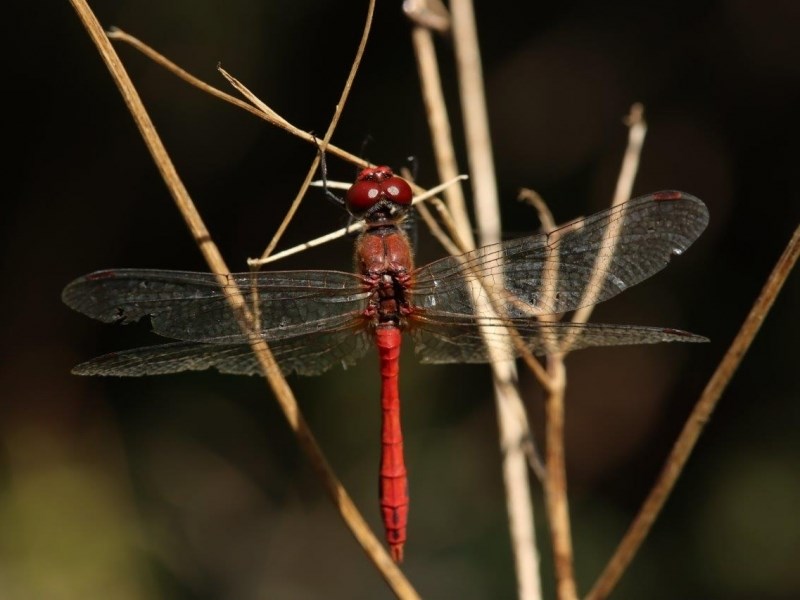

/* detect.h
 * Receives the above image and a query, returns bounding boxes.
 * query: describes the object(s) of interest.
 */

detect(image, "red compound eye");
[345,166,413,214]
[346,180,382,214]
[382,176,413,206]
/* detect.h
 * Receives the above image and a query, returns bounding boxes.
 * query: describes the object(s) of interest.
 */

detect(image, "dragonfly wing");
[73,318,373,377]
[411,192,708,318]
[410,313,708,364]
[62,269,369,342]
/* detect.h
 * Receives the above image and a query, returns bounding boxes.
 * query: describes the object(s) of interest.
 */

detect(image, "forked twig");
[69,1,419,598]
[586,224,800,600]
[538,104,647,600]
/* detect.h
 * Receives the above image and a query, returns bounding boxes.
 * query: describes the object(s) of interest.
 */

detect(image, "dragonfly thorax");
[356,225,415,327]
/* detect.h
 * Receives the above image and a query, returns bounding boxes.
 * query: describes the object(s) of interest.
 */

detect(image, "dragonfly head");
[346,166,413,222]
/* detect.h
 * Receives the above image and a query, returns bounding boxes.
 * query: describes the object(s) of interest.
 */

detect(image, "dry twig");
[586,224,800,600]
[450,3,544,597]
[106,28,368,168]
[537,104,648,600]
[254,0,375,261]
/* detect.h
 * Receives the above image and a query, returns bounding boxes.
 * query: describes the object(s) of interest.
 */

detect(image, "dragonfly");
[62,166,709,562]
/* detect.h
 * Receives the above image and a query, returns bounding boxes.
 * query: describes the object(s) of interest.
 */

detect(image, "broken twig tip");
[403,0,451,33]
[624,103,646,127]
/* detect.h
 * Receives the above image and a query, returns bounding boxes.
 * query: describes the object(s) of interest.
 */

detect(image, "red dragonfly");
[62,166,709,562]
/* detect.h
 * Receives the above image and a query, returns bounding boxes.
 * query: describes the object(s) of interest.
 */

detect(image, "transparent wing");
[62,269,369,343]
[411,192,708,318]
[72,317,372,377]
[410,313,708,364]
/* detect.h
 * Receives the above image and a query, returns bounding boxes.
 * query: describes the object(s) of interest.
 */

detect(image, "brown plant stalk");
[540,104,648,600]
[68,1,420,597]
[106,29,368,169]
[450,2,545,597]
[255,0,374,262]
[586,223,800,600]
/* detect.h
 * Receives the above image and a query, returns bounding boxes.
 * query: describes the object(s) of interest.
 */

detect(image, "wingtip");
[662,328,710,343]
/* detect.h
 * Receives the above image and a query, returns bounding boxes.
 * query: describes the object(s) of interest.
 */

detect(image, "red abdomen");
[375,325,408,562]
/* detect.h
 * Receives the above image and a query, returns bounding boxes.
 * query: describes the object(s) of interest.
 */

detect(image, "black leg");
[405,155,419,182]
[314,135,346,208]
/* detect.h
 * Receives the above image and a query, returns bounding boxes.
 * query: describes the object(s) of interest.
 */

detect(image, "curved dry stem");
[518,189,557,234]
[571,103,647,329]
[70,2,419,597]
[257,0,376,261]
[586,224,800,600]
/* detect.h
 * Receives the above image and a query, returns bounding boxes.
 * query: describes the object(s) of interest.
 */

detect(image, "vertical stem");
[450,0,501,245]
[450,2,543,598]
[544,358,578,600]
[410,25,474,247]
[541,104,647,599]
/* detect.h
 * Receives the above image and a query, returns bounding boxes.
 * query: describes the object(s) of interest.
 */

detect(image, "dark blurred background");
[4,1,799,598]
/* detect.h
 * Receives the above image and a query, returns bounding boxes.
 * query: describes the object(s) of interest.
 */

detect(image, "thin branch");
[451,2,501,245]
[407,7,474,247]
[449,1,543,598]
[519,190,578,599]
[399,168,468,258]
[70,2,419,597]
[541,364,577,597]
[543,354,575,598]
[414,201,463,257]
[586,223,800,600]
[571,103,647,327]
[539,104,648,600]
[256,0,375,261]
[106,28,368,168]
[518,188,557,234]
